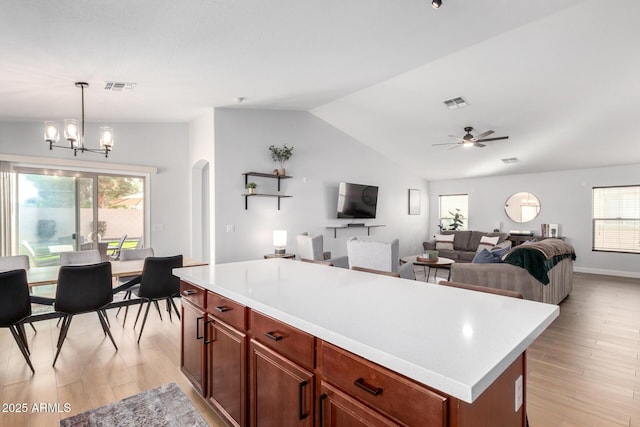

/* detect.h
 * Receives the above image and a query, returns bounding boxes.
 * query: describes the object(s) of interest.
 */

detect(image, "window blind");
[593,186,640,253]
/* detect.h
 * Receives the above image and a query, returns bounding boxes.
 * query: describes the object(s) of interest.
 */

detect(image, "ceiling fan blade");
[474,142,486,148]
[472,130,494,140]
[447,144,462,150]
[475,136,509,142]
[432,142,460,146]
[448,135,464,141]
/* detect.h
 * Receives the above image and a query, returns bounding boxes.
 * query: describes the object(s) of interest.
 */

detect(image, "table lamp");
[273,230,287,255]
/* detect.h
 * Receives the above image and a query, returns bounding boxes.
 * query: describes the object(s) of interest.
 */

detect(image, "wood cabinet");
[180,296,206,396]
[180,280,527,427]
[249,340,314,426]
[319,341,447,427]
[206,315,247,427]
[318,382,398,427]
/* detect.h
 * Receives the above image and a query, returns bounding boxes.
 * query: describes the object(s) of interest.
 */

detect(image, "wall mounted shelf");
[326,224,385,238]
[242,172,292,210]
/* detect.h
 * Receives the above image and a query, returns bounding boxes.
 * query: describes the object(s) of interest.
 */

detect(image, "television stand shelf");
[326,224,385,238]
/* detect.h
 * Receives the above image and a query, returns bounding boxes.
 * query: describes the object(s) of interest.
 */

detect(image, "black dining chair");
[132,255,183,343]
[0,269,35,373]
[115,247,154,324]
[0,255,37,332]
[52,262,117,367]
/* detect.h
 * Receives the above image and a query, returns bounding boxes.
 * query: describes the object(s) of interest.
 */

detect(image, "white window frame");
[592,185,640,254]
[438,194,468,231]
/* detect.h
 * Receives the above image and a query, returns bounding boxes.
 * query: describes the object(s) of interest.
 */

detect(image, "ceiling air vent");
[104,81,137,92]
[443,96,468,110]
[501,157,519,164]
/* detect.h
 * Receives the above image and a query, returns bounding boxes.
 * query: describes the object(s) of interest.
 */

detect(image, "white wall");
[214,108,429,263]
[0,122,191,257]
[428,164,640,277]
[188,109,215,263]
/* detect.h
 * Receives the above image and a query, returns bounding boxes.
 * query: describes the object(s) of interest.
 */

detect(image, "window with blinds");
[593,186,640,253]
[439,194,468,231]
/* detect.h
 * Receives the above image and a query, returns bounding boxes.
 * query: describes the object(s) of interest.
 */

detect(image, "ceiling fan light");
[44,121,59,143]
[64,119,80,147]
[100,126,114,149]
[432,0,442,9]
[462,141,474,148]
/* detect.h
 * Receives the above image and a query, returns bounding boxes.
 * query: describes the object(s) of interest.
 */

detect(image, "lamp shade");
[273,230,287,248]
[44,121,59,143]
[64,119,80,147]
[100,126,114,149]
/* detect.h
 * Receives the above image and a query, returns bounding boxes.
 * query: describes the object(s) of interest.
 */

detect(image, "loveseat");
[423,230,511,263]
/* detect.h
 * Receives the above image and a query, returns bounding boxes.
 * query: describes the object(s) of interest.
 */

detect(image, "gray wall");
[428,164,640,277]
[213,108,430,263]
[0,122,191,257]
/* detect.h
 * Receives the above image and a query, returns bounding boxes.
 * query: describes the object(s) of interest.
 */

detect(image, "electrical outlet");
[514,374,523,412]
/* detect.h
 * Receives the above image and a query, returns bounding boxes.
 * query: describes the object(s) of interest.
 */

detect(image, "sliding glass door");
[15,169,144,266]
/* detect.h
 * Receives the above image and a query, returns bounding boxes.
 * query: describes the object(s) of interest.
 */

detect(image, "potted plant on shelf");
[246,182,257,194]
[269,144,294,176]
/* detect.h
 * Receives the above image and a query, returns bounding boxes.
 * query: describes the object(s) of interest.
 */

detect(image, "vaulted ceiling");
[1,0,638,180]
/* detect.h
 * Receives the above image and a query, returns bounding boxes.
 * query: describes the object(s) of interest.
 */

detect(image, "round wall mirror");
[505,192,541,223]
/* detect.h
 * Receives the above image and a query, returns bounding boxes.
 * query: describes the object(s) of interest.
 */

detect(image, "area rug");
[59,382,208,426]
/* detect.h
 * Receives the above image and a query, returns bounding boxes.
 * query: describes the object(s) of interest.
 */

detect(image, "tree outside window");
[439,194,468,231]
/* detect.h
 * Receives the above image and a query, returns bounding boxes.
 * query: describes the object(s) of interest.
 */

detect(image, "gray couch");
[423,230,511,263]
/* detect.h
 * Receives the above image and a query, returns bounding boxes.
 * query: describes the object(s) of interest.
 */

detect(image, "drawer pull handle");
[265,331,284,341]
[203,320,215,345]
[319,393,328,425]
[196,316,204,340]
[298,380,309,420]
[354,378,383,396]
[215,305,232,313]
[182,289,197,296]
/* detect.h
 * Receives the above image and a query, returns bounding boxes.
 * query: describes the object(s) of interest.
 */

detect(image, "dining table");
[26,257,207,287]
[23,257,207,323]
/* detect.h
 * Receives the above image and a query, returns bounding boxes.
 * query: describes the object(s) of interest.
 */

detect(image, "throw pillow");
[435,234,454,250]
[472,248,502,263]
[476,235,500,253]
[491,246,510,261]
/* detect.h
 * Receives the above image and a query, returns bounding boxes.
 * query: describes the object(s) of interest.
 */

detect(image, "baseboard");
[574,266,640,279]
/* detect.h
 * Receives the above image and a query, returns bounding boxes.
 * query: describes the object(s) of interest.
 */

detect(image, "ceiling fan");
[433,126,509,149]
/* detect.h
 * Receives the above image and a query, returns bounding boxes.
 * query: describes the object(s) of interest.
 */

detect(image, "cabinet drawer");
[249,310,315,370]
[180,281,206,309]
[319,341,447,427]
[206,291,247,331]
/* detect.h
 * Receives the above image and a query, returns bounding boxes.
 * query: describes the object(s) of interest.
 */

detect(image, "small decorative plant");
[245,182,257,194]
[269,144,294,174]
[448,209,465,230]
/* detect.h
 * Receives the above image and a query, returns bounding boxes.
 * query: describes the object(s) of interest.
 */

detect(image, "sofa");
[423,230,511,263]
[450,238,575,304]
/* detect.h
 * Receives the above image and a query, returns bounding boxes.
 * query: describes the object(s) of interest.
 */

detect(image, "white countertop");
[174,259,558,403]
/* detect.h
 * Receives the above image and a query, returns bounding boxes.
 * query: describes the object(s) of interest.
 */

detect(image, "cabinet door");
[249,339,313,427]
[318,382,398,427]
[207,316,247,427]
[181,298,206,395]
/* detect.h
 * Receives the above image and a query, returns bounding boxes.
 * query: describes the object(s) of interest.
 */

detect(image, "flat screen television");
[336,182,378,219]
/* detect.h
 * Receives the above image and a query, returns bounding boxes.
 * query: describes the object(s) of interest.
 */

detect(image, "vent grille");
[104,81,137,92]
[443,96,468,110]
[501,158,519,164]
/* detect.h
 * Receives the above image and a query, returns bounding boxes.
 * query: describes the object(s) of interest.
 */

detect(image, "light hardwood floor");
[1,272,639,426]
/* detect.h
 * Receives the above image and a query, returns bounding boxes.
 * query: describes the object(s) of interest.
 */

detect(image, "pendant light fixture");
[44,82,114,158]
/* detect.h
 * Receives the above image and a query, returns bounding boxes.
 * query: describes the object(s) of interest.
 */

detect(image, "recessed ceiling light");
[443,96,468,110]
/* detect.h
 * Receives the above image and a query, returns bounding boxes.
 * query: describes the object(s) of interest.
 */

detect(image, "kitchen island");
[175,259,558,426]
